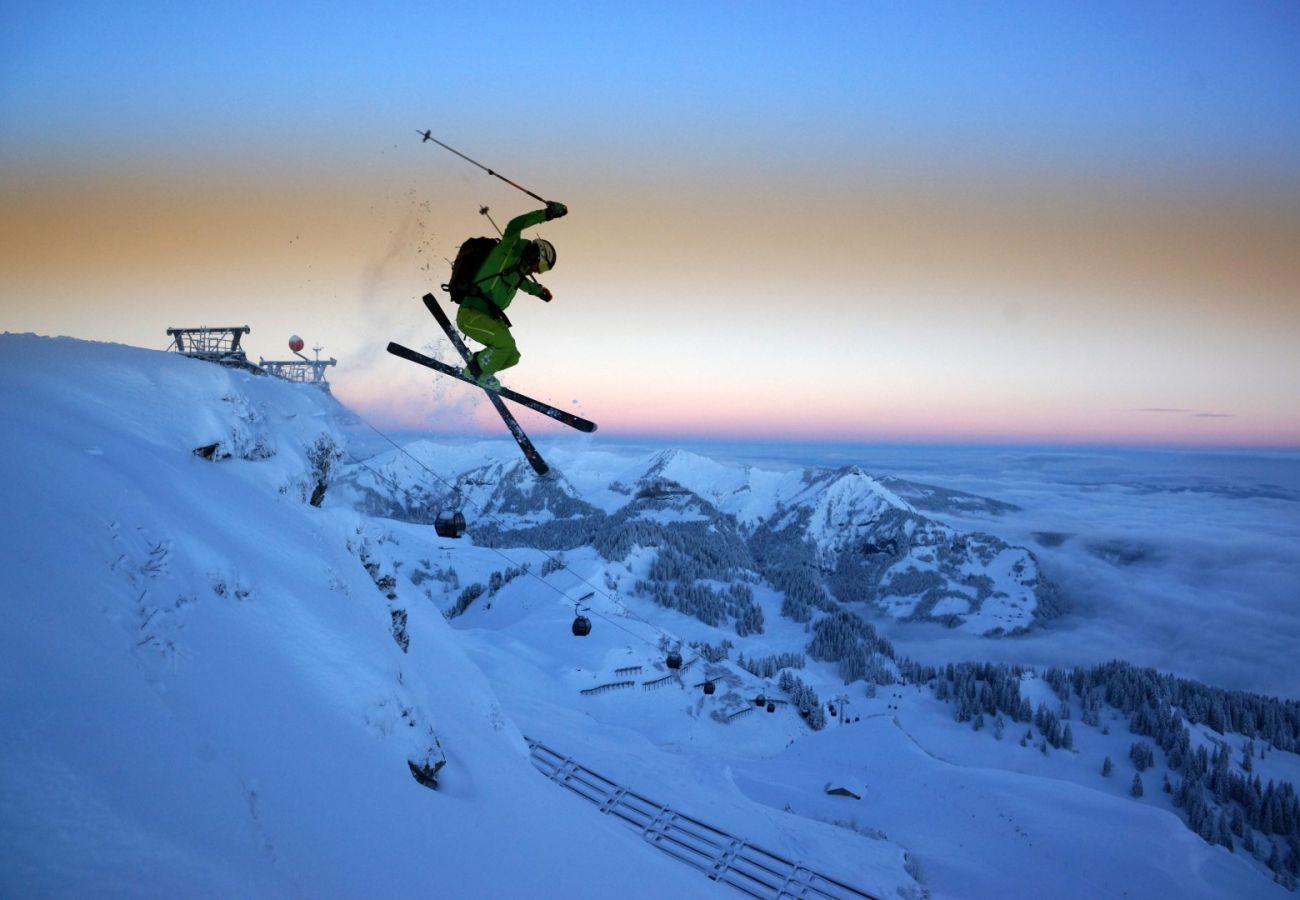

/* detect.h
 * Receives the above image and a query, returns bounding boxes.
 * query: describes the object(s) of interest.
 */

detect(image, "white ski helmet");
[526,238,556,273]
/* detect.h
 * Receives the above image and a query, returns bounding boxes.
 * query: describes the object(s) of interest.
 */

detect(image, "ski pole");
[479,205,504,237]
[418,130,548,204]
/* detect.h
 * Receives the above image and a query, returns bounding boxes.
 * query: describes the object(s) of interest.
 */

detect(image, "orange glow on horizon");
[4,164,1298,450]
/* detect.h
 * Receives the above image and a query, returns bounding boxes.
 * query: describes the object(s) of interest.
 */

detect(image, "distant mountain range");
[341,446,1061,636]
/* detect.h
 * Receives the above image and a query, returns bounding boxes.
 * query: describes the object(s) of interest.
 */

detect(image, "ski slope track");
[1,333,1293,899]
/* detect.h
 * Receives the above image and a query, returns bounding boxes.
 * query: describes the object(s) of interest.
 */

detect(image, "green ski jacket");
[460,207,551,318]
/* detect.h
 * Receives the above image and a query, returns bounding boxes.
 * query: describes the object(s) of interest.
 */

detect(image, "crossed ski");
[386,293,597,476]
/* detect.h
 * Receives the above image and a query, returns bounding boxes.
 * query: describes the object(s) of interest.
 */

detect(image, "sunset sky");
[3,2,1298,446]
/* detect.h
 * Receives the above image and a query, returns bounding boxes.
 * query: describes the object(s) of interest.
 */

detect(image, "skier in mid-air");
[390,131,591,474]
[453,201,567,390]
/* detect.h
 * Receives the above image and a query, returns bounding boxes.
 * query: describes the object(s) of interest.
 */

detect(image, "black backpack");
[442,236,499,305]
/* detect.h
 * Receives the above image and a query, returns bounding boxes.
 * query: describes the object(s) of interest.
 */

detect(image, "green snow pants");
[456,305,520,378]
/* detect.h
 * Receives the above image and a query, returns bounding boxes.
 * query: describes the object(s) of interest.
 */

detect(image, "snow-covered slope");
[0,334,718,898]
[3,334,1292,900]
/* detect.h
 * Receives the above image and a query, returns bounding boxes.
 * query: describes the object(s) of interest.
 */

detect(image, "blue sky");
[6,2,1297,172]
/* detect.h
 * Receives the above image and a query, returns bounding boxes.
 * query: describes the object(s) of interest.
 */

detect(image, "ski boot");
[460,366,501,391]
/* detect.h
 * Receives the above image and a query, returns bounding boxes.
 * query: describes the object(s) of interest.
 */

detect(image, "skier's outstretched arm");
[503,201,567,238]
[519,278,551,301]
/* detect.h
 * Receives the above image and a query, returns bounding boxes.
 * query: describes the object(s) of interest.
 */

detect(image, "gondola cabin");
[434,510,466,539]
[571,615,592,637]
[666,651,683,670]
[702,680,716,695]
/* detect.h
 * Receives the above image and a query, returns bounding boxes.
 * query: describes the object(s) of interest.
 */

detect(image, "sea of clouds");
[704,442,1300,702]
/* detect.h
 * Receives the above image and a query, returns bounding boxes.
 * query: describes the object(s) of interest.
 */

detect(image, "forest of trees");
[1059,661,1299,885]
[634,577,765,636]
[778,671,826,730]
[446,563,529,619]
[690,639,733,663]
[806,610,897,685]
[738,651,806,679]
[923,660,1300,886]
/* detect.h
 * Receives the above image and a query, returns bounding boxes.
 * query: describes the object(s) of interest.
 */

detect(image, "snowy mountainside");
[7,333,1294,899]
[876,474,1022,517]
[0,334,718,898]
[344,440,597,529]
[345,446,1056,635]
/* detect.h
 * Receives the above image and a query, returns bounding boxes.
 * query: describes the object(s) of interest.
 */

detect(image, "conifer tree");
[1216,812,1234,852]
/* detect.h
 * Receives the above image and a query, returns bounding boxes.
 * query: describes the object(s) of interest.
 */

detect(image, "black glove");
[539,287,553,302]
[544,201,568,221]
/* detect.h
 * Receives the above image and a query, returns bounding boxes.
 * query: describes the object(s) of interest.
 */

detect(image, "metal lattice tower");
[166,326,256,370]
[259,344,337,391]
